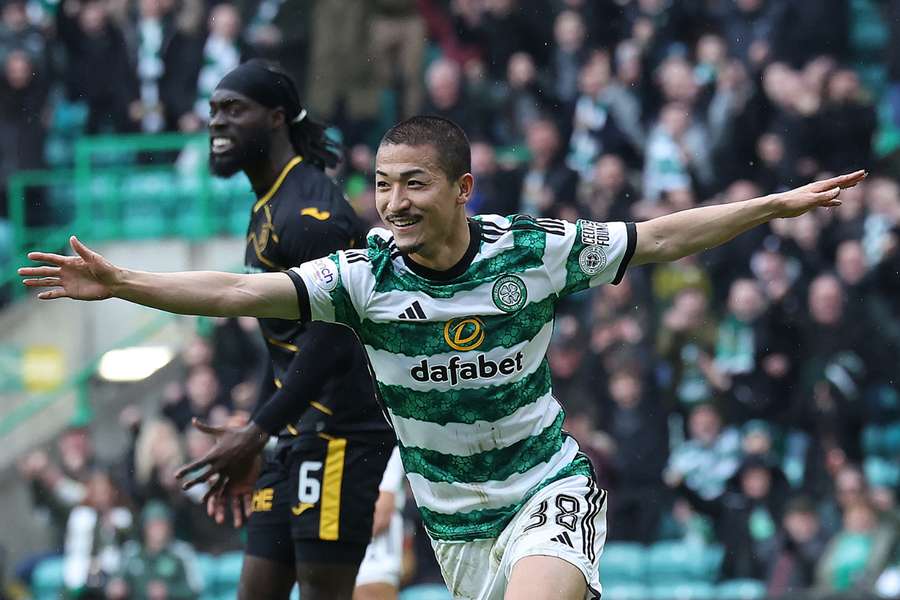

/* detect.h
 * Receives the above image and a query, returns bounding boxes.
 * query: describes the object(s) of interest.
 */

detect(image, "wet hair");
[216,59,340,170]
[379,116,471,181]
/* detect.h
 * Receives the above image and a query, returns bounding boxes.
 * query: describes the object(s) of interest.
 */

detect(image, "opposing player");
[355,446,405,600]
[188,60,394,600]
[20,116,865,599]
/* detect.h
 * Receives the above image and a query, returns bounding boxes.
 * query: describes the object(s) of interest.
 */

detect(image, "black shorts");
[245,433,394,566]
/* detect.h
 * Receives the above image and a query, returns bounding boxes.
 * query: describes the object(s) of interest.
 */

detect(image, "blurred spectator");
[603,369,669,544]
[106,502,202,600]
[813,69,876,174]
[767,496,831,595]
[0,0,49,71]
[794,275,881,455]
[452,0,548,81]
[566,52,640,178]
[515,118,578,217]
[57,0,139,133]
[577,153,638,223]
[62,470,133,596]
[715,0,787,69]
[666,403,741,501]
[815,500,897,593]
[708,278,791,424]
[158,0,205,133]
[125,418,185,506]
[548,10,589,106]
[492,51,552,146]
[19,426,95,548]
[467,139,521,215]
[305,0,378,144]
[423,57,490,141]
[161,365,225,432]
[589,271,651,366]
[0,49,48,221]
[668,455,790,579]
[369,0,426,120]
[190,3,244,129]
[656,286,717,410]
[126,0,175,133]
[643,102,713,200]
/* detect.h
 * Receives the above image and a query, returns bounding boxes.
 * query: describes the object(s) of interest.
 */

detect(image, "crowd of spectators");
[3,0,900,598]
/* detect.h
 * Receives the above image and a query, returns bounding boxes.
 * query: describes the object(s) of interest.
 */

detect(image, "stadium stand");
[1,1,899,599]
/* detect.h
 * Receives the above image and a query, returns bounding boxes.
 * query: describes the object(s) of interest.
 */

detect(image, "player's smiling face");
[374,143,471,260]
[208,89,273,177]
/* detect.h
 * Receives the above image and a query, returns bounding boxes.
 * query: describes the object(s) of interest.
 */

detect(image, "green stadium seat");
[863,425,884,456]
[600,542,647,584]
[850,0,889,56]
[194,552,217,595]
[650,581,716,599]
[51,100,88,135]
[214,551,244,595]
[31,555,64,598]
[865,456,900,488]
[603,582,650,600]
[883,422,900,455]
[647,542,722,584]
[716,579,767,600]
[399,583,453,600]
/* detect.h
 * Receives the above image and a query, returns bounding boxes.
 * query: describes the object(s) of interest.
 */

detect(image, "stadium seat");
[863,424,884,456]
[599,542,647,584]
[195,552,217,596]
[603,582,650,600]
[865,456,900,488]
[399,583,453,600]
[214,551,244,595]
[650,581,716,599]
[30,555,64,600]
[716,579,767,600]
[646,541,723,584]
[883,422,900,455]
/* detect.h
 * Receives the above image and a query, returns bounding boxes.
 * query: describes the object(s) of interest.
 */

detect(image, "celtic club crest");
[578,245,608,275]
[492,275,527,313]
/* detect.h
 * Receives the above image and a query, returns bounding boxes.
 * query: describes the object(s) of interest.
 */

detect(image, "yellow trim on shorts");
[318,435,346,540]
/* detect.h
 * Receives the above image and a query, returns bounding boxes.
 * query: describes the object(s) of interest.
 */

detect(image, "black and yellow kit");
[243,156,394,565]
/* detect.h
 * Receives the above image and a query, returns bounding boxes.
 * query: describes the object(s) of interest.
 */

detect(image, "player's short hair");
[380,116,471,181]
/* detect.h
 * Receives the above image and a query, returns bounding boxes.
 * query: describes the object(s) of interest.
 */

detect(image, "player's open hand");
[19,236,120,301]
[773,170,866,218]
[176,418,268,503]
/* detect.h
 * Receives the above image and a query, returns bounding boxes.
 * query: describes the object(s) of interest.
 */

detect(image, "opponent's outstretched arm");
[19,236,299,320]
[631,170,866,265]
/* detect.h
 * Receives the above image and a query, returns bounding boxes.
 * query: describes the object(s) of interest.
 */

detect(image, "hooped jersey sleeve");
[286,251,370,327]
[543,219,637,298]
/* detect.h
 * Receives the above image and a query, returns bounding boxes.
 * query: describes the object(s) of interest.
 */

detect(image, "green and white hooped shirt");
[290,215,636,541]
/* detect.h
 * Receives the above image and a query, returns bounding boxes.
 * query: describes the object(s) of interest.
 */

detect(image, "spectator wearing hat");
[106,501,202,600]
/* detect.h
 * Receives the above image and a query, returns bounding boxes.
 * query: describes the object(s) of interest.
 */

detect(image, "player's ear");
[270,107,286,130]
[456,173,475,207]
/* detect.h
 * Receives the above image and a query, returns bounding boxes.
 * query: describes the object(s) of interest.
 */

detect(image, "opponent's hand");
[175,418,268,503]
[19,236,121,301]
[206,487,255,528]
[773,170,866,218]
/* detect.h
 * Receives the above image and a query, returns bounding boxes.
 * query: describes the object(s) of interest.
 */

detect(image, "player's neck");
[408,216,472,272]
[245,140,297,197]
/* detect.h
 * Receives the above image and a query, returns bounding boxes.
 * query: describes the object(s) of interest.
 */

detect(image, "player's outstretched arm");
[631,170,866,266]
[19,236,299,320]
